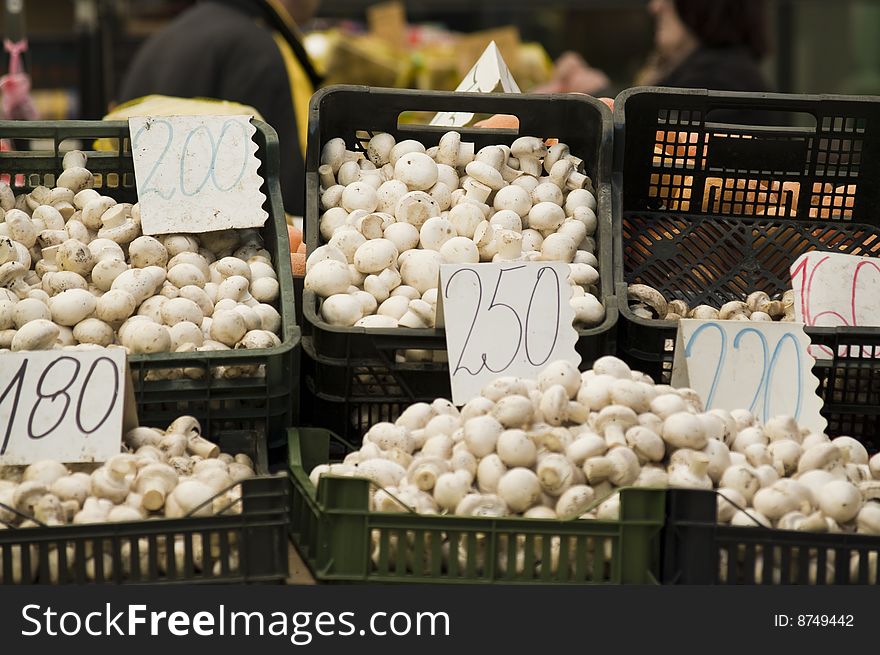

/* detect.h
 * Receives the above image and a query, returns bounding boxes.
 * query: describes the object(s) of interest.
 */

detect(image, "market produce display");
[0,415,255,525]
[0,151,283,374]
[309,356,879,537]
[0,415,256,583]
[306,131,604,330]
[627,284,795,322]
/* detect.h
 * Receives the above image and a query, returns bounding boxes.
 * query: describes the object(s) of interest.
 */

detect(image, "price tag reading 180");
[439,262,581,405]
[0,349,128,465]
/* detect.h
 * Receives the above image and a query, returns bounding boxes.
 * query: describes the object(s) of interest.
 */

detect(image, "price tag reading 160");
[439,262,581,405]
[0,349,128,465]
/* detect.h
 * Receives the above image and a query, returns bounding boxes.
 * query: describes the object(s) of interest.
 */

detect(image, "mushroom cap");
[594,405,639,432]
[627,284,667,319]
[464,161,505,191]
[419,216,456,251]
[394,152,438,191]
[395,191,440,227]
[528,202,565,231]
[510,136,548,160]
[353,238,399,275]
[439,236,479,264]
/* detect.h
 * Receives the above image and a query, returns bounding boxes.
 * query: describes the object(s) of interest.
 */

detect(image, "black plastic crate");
[300,336,433,441]
[661,489,880,585]
[0,431,289,585]
[612,87,880,446]
[0,120,300,452]
[304,85,617,411]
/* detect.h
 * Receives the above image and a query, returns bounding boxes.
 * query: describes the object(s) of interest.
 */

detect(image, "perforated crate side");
[0,431,289,584]
[662,489,880,585]
[613,89,880,446]
[288,428,664,584]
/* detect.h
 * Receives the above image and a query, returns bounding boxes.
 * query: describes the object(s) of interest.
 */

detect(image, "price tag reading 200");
[439,262,581,405]
[0,349,127,465]
[129,115,268,236]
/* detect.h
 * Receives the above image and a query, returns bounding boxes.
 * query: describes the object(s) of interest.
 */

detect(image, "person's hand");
[533,51,610,96]
[473,114,519,129]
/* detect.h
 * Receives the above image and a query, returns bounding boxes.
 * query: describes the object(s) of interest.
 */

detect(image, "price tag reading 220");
[0,349,128,465]
[439,262,581,405]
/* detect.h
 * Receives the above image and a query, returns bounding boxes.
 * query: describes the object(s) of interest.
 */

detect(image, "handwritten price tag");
[0,349,136,465]
[437,262,581,405]
[129,115,268,235]
[790,251,880,359]
[671,319,826,434]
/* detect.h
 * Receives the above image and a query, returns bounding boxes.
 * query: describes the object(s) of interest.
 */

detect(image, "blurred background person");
[119,0,323,216]
[538,0,771,102]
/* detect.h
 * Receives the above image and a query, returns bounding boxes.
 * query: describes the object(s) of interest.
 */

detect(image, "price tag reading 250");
[439,262,581,405]
[0,349,128,465]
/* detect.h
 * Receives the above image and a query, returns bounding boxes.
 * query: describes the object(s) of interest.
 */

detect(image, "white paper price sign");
[129,115,268,235]
[438,262,581,404]
[430,41,521,128]
[671,319,826,434]
[790,251,880,359]
[0,349,136,465]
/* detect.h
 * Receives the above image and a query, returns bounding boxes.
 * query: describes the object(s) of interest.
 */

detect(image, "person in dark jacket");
[119,0,322,216]
[637,0,770,93]
[541,0,772,118]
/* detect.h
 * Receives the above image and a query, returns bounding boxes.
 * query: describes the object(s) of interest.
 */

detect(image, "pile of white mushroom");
[310,355,879,531]
[0,151,283,377]
[308,356,880,578]
[305,131,604,331]
[627,284,794,322]
[0,416,256,582]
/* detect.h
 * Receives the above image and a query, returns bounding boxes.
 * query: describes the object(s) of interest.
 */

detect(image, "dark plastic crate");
[0,120,300,450]
[612,87,880,447]
[304,85,617,408]
[0,430,289,584]
[288,427,664,584]
[661,488,880,585]
[300,336,434,441]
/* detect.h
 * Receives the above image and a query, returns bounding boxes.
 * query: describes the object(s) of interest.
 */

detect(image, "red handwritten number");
[0,359,27,455]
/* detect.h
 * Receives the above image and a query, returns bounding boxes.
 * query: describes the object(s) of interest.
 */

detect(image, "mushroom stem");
[188,435,220,459]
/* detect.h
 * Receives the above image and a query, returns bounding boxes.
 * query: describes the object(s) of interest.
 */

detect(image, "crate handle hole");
[705,108,816,130]
[396,111,521,134]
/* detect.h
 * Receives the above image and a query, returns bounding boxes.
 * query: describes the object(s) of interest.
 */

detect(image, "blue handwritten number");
[684,322,727,409]
[132,119,175,200]
[210,119,249,192]
[732,328,769,413]
[764,333,803,421]
[179,125,215,197]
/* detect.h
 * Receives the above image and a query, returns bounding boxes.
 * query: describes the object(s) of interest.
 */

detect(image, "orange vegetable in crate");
[287,224,303,253]
[291,250,306,277]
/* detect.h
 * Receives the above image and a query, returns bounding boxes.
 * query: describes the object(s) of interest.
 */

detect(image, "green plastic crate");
[0,120,300,449]
[288,427,664,584]
[0,430,289,584]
